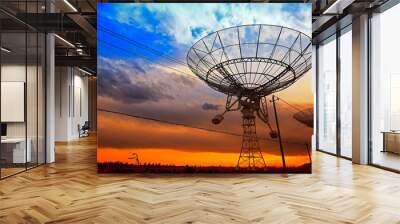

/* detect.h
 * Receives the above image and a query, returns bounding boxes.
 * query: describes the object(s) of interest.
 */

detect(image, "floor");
[0,167,25,178]
[0,135,400,224]
[372,150,400,171]
[1,163,44,179]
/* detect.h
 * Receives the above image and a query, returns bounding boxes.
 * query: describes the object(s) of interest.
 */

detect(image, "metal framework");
[187,24,312,170]
[187,24,312,98]
[237,110,266,168]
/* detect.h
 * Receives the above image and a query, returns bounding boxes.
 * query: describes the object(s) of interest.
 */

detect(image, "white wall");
[1,65,26,139]
[1,63,46,164]
[1,65,40,138]
[55,67,70,141]
[55,67,89,141]
[71,72,89,138]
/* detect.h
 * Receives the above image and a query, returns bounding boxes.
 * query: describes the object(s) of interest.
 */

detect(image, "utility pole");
[305,143,311,163]
[271,95,286,171]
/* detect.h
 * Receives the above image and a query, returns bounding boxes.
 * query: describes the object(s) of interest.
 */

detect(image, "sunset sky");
[97,3,313,168]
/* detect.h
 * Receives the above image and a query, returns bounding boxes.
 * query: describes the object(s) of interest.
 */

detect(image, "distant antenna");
[128,153,140,165]
[187,24,312,170]
[293,108,313,128]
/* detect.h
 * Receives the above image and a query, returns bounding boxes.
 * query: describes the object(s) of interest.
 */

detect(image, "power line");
[99,108,242,136]
[98,40,196,80]
[99,38,310,117]
[97,18,311,116]
[99,37,310,118]
[97,25,311,148]
[98,23,187,67]
[97,42,310,146]
[98,29,311,116]
[98,25,310,118]
[98,108,307,146]
[275,96,312,115]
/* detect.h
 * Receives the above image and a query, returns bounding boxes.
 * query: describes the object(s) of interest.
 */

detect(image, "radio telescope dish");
[187,24,312,98]
[187,24,312,170]
[293,108,313,128]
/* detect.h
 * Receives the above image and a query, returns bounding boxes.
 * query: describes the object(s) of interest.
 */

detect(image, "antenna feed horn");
[212,114,224,125]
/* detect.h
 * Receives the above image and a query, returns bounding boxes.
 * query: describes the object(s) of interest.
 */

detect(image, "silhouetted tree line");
[97,162,311,174]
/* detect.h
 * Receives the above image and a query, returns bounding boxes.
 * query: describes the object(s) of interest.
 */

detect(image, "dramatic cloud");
[102,3,311,46]
[98,68,174,104]
[98,57,174,104]
[202,102,220,111]
[173,74,195,87]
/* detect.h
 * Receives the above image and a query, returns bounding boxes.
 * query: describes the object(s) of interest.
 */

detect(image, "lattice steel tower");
[187,24,312,169]
[237,99,266,169]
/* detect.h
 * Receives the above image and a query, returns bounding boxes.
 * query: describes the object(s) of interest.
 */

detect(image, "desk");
[1,138,31,163]
[382,131,400,154]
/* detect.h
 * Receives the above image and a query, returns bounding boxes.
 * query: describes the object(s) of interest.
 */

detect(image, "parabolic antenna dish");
[187,24,312,170]
[293,108,313,128]
[187,24,312,97]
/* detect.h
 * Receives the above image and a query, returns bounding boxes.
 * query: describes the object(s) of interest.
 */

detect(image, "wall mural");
[97,3,313,173]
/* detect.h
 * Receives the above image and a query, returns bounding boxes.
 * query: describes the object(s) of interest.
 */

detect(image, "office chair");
[79,121,90,138]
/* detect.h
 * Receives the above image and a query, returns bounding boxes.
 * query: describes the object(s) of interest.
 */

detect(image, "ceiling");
[311,0,390,43]
[0,0,97,74]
